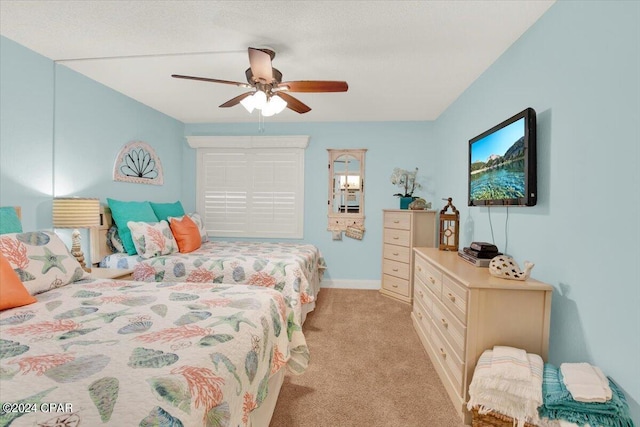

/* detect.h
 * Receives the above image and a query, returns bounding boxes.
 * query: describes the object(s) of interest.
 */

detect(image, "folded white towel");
[560,362,612,403]
[491,345,531,381]
[468,349,543,426]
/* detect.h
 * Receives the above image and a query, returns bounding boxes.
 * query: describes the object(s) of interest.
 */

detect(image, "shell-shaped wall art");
[489,255,535,281]
[113,141,164,185]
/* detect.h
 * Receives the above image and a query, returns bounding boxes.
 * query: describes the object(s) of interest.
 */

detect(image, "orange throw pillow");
[169,215,202,253]
[0,254,37,310]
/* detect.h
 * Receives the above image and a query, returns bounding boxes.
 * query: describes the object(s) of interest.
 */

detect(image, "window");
[187,136,309,239]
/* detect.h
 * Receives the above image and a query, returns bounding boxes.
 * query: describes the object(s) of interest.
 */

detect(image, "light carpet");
[270,288,465,426]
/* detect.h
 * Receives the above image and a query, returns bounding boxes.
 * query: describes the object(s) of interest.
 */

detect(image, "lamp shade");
[52,197,100,228]
[252,90,267,110]
[240,95,256,113]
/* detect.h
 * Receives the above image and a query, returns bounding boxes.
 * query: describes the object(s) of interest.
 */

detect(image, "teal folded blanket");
[539,364,635,427]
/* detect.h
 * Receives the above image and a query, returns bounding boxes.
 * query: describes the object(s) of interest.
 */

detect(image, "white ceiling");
[0,1,555,124]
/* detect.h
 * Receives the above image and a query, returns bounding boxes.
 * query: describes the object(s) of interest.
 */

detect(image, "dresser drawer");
[431,294,466,362]
[384,212,411,230]
[382,274,410,297]
[442,276,468,325]
[431,320,465,397]
[384,228,411,247]
[413,276,435,316]
[383,259,410,280]
[412,296,433,336]
[414,255,442,299]
[383,244,411,263]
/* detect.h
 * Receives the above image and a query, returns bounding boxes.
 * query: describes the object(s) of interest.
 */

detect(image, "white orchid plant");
[391,167,422,198]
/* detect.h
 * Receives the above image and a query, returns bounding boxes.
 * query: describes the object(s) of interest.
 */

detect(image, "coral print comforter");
[101,241,326,323]
[0,278,308,426]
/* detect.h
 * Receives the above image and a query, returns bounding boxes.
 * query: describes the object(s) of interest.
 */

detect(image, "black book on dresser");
[469,241,499,253]
[463,247,501,259]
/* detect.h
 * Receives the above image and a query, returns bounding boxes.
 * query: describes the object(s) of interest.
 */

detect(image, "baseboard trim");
[320,279,380,290]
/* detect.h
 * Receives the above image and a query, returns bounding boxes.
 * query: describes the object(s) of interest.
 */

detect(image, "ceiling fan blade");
[248,47,273,83]
[219,91,254,108]
[172,74,251,88]
[277,80,348,93]
[277,92,311,114]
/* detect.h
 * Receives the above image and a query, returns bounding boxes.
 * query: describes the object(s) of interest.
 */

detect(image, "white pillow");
[0,231,89,295]
[127,220,178,259]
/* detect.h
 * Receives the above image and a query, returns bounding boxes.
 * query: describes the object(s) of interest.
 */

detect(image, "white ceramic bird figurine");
[489,255,534,281]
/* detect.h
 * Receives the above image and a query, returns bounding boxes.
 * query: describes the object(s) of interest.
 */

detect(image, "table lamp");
[52,197,100,270]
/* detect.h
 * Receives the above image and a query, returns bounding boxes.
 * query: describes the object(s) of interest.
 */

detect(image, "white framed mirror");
[327,149,366,232]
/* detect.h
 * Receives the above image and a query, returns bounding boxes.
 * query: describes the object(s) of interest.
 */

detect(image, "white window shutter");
[191,136,308,239]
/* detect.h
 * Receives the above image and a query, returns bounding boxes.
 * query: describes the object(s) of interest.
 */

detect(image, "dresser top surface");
[414,247,553,291]
[384,209,437,212]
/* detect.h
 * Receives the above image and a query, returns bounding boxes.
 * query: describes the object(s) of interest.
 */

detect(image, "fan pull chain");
[258,110,265,133]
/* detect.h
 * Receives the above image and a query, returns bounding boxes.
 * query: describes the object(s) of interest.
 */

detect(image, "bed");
[1,208,308,427]
[92,207,325,324]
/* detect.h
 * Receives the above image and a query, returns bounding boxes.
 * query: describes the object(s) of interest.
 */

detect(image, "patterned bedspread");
[100,241,326,323]
[0,277,308,426]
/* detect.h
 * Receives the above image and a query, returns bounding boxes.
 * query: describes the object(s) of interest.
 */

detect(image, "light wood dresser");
[411,248,552,425]
[380,209,436,303]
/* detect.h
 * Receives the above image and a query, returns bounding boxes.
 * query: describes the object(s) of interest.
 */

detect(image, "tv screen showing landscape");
[469,117,527,204]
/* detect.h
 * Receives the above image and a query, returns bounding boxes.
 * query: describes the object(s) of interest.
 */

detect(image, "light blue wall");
[53,65,185,202]
[0,37,54,230]
[434,0,639,418]
[185,122,439,281]
[0,36,186,262]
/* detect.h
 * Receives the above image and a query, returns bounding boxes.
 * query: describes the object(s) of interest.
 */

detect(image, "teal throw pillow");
[107,199,159,255]
[150,201,185,223]
[0,207,23,234]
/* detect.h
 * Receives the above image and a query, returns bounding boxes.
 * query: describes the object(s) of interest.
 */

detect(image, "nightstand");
[89,267,134,280]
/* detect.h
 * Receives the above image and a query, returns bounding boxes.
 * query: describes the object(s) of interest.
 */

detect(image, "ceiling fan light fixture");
[252,90,267,110]
[173,47,346,116]
[261,105,276,117]
[270,95,287,114]
[240,95,256,113]
[261,95,288,117]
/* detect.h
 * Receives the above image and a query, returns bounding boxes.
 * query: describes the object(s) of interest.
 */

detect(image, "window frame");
[187,135,309,239]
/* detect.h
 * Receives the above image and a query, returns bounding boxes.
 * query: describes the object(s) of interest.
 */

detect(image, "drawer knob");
[441,318,448,328]
[393,252,399,256]
[429,277,435,284]
[418,291,423,298]
[417,266,422,272]
[417,312,423,319]
[392,284,398,288]
[439,348,447,359]
[447,293,456,303]
[393,236,399,240]
[393,220,400,223]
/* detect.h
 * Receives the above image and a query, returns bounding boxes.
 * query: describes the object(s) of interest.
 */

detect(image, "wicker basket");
[471,407,537,427]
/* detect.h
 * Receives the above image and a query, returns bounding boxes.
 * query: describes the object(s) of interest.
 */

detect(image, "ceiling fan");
[172,47,348,115]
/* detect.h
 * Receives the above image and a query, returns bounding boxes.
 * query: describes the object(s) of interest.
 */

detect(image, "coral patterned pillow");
[0,231,89,295]
[127,220,178,259]
[188,212,208,243]
[106,224,126,253]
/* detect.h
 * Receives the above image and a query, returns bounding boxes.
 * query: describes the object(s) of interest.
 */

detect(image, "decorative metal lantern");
[439,197,460,251]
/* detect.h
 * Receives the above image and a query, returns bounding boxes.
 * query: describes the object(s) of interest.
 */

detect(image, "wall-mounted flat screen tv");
[468,108,537,206]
